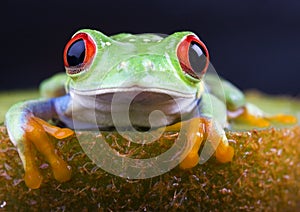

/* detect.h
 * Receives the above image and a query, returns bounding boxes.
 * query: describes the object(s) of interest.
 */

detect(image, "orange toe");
[24,169,43,189]
[51,158,72,182]
[216,145,234,163]
[180,153,200,169]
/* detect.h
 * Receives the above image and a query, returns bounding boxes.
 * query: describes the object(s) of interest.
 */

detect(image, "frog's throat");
[69,86,196,99]
[65,87,201,129]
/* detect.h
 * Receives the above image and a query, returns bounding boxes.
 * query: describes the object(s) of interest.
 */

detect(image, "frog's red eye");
[63,33,96,74]
[177,35,209,79]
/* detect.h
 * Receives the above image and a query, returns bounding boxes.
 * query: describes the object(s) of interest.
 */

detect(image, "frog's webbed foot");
[228,103,297,128]
[178,117,234,169]
[19,115,73,189]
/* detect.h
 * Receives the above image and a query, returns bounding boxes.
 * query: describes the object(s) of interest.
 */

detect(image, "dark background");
[1,0,300,95]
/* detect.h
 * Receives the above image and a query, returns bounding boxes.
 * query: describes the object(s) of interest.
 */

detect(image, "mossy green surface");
[0,90,39,123]
[0,90,299,211]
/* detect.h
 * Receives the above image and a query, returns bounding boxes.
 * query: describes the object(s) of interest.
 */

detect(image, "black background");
[1,0,300,95]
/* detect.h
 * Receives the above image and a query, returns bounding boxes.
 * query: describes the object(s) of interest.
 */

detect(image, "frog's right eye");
[63,33,96,75]
[177,35,209,80]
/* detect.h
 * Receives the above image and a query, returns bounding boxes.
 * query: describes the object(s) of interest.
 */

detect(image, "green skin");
[5,29,250,186]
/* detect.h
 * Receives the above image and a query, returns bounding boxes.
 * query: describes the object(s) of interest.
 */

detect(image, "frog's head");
[63,29,209,99]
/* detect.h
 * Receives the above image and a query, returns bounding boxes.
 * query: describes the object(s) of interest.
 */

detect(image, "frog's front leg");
[178,93,234,169]
[178,118,234,169]
[5,96,73,189]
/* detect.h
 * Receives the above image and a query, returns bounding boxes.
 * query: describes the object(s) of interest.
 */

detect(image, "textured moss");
[0,125,300,211]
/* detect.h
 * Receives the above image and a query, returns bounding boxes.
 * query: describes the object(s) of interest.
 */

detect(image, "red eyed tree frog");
[5,29,297,189]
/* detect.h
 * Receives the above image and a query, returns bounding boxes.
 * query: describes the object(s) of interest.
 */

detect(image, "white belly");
[60,91,198,130]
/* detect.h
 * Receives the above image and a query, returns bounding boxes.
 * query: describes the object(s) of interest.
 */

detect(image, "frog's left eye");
[63,33,96,75]
[177,35,209,80]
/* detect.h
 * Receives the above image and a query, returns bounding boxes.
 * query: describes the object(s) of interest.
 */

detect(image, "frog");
[5,29,297,189]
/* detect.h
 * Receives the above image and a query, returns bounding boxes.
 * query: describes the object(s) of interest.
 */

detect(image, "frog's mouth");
[70,86,195,99]
[70,87,199,129]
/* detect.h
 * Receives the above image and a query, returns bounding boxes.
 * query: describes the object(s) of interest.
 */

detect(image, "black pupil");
[188,41,207,77]
[67,39,85,66]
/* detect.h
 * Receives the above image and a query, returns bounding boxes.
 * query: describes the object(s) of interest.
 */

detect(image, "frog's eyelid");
[177,35,209,80]
[64,33,97,76]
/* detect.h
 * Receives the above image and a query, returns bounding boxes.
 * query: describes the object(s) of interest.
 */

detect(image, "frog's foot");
[228,103,297,128]
[228,106,270,127]
[215,136,234,163]
[22,116,73,188]
[265,114,297,125]
[204,119,234,163]
[163,121,183,132]
[178,117,234,169]
[179,118,205,169]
